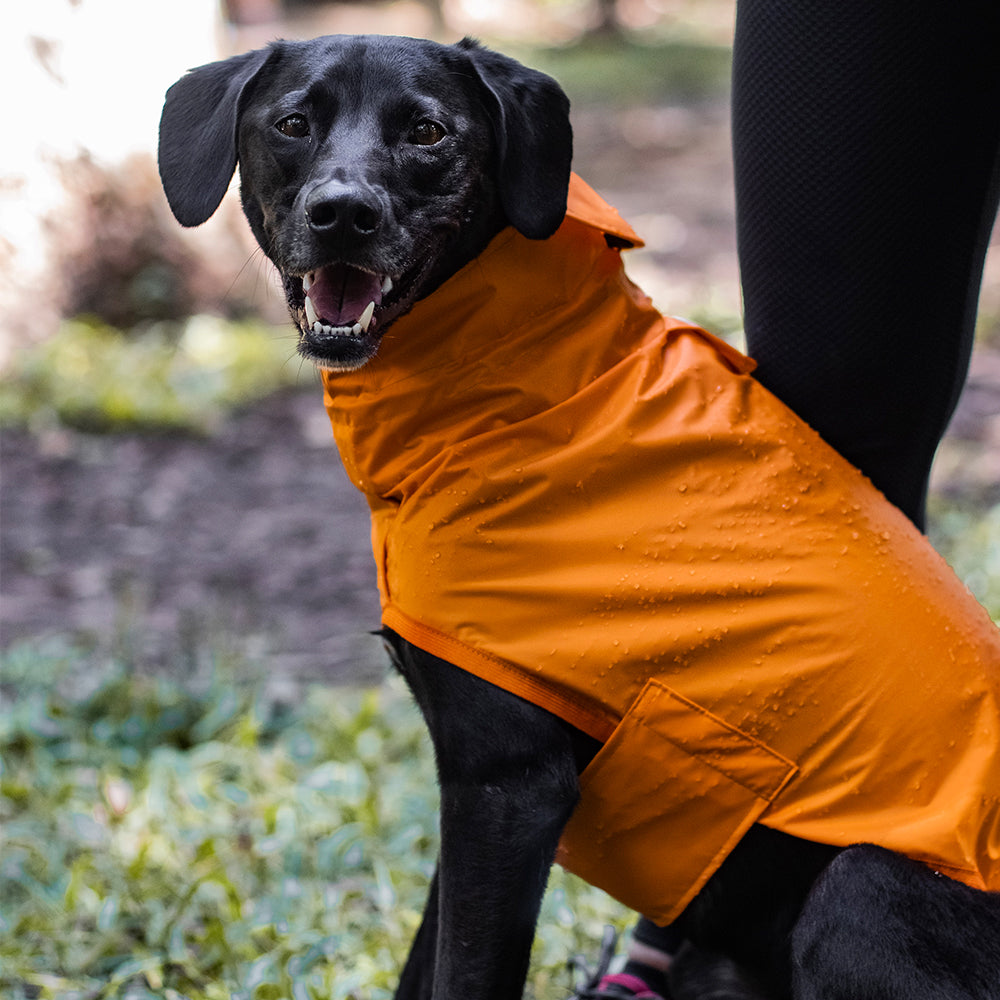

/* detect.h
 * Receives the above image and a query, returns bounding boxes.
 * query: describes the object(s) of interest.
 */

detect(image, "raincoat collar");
[322,175,722,500]
[562,172,643,247]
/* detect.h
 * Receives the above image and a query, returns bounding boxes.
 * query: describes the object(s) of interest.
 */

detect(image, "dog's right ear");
[158,47,272,227]
[457,39,573,241]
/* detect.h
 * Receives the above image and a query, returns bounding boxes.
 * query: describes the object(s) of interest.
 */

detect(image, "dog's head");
[158,35,572,370]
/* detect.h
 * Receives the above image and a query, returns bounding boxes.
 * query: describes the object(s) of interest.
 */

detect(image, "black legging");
[629,0,1000,967]
[734,0,1000,529]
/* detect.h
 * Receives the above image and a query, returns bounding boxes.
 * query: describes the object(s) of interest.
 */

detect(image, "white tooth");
[313,321,323,335]
[358,300,376,332]
[381,276,394,295]
[351,323,363,336]
[304,296,318,326]
[303,272,314,292]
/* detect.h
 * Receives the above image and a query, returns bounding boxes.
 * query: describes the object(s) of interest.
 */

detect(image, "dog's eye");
[276,114,310,138]
[408,120,446,146]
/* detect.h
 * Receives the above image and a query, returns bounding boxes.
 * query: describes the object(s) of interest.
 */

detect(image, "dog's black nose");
[305,180,383,239]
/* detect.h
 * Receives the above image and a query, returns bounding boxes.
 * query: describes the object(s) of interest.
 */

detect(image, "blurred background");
[0,2,997,995]
[2,0,995,681]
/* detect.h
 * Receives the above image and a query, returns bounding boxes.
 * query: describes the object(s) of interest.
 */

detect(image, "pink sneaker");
[567,927,667,1000]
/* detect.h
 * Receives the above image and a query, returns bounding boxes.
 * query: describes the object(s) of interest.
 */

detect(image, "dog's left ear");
[158,46,273,227]
[458,39,573,240]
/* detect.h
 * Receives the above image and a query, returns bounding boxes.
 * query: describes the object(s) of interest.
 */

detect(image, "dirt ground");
[3,90,998,688]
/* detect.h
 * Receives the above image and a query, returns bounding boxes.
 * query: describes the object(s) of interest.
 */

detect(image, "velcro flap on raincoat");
[555,680,798,925]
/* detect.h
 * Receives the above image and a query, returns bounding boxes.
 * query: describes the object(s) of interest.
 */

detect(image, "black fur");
[158,35,1000,1000]
[792,845,1000,1000]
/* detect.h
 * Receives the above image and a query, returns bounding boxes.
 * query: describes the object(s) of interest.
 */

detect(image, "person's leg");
[617,920,681,995]
[576,3,1000,993]
[733,0,1000,529]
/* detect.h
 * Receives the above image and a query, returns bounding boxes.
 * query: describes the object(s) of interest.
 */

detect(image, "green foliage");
[0,643,628,999]
[928,497,1000,621]
[524,38,732,106]
[0,317,306,434]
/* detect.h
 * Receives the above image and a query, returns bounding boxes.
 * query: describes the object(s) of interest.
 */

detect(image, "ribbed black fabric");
[732,0,1000,528]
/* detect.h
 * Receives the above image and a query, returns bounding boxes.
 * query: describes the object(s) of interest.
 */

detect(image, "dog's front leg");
[385,632,583,1000]
[397,866,440,1000]
[433,753,574,1000]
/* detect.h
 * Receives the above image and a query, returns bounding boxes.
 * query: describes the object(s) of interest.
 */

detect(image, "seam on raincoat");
[382,603,619,742]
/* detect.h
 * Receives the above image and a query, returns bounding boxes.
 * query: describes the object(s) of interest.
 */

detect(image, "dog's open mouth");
[290,263,395,371]
[303,264,393,339]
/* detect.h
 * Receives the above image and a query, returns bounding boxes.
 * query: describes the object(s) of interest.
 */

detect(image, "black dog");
[158,35,1000,999]
[159,35,564,373]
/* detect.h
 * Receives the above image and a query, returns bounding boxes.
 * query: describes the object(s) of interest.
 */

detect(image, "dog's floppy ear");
[458,39,573,240]
[158,47,272,227]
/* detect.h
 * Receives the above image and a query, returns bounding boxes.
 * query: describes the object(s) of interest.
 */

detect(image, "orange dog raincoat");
[322,175,1000,925]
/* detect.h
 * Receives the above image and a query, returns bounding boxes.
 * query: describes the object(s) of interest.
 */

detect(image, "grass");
[0,642,630,1000]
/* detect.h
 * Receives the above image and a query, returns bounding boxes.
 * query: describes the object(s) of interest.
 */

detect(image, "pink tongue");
[307,264,383,326]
